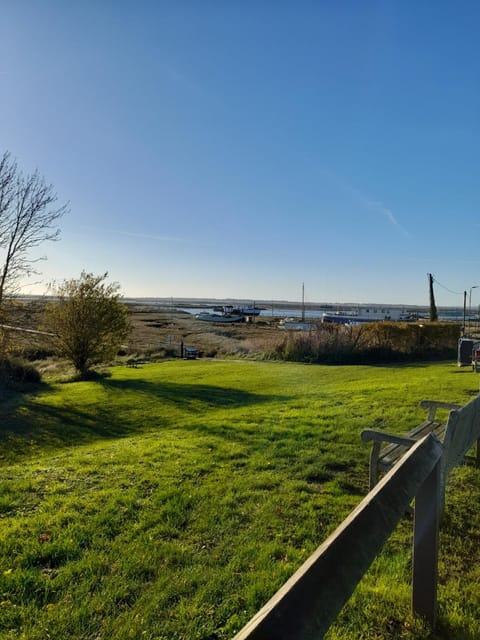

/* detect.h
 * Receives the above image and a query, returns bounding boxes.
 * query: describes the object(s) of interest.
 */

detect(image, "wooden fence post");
[412,457,441,626]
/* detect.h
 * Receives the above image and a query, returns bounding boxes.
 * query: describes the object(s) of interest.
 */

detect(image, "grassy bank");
[0,360,479,639]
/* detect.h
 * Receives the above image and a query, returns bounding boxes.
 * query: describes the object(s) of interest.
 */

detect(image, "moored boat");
[232,306,261,317]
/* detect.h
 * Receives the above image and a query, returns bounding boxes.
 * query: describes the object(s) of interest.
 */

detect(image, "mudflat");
[3,298,285,361]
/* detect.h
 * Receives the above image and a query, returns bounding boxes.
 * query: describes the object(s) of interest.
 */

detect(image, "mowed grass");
[0,360,479,639]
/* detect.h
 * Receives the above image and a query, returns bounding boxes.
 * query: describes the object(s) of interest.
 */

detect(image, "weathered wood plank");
[419,400,462,421]
[412,457,441,626]
[362,399,464,492]
[443,396,480,474]
[380,422,444,468]
[233,435,443,640]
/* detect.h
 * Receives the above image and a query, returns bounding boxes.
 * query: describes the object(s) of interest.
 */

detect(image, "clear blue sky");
[1,1,480,307]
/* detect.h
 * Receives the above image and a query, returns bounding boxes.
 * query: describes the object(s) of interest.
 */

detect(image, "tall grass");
[0,360,478,639]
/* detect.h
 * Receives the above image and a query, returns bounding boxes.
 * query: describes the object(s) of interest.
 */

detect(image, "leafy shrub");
[45,272,130,377]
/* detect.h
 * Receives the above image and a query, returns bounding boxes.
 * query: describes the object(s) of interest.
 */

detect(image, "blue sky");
[1,1,480,306]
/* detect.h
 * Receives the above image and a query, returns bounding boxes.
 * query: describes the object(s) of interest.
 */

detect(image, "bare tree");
[0,151,68,305]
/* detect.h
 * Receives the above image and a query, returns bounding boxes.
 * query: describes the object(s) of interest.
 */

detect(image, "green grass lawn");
[0,360,479,639]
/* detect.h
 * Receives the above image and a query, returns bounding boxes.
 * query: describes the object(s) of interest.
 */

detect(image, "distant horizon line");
[126,296,459,311]
[16,294,462,311]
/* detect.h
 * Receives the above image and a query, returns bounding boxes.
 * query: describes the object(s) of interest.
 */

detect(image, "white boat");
[195,312,245,323]
[322,307,413,325]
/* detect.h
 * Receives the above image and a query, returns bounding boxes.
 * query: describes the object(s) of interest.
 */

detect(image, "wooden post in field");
[412,457,441,626]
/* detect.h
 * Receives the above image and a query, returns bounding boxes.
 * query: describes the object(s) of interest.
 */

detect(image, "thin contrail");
[320,168,410,238]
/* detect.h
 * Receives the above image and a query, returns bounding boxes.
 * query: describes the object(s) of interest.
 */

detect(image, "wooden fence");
[233,433,443,639]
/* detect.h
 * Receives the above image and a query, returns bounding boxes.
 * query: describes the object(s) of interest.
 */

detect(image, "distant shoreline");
[122,297,454,315]
[15,294,465,316]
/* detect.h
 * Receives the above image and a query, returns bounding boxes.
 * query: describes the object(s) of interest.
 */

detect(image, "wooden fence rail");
[233,434,443,640]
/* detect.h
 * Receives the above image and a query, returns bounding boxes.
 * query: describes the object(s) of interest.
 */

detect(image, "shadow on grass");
[0,378,285,461]
[98,377,283,408]
[0,380,50,403]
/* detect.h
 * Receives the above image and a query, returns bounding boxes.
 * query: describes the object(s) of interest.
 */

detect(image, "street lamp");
[469,286,479,317]
[469,286,479,332]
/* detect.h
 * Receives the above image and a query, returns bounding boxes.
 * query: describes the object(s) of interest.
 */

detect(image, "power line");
[431,275,463,297]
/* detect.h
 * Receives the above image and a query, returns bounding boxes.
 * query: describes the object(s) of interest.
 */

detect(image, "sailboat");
[279,283,317,330]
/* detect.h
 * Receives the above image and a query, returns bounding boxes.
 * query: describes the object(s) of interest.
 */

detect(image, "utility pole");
[301,282,305,322]
[463,291,467,336]
[428,274,438,322]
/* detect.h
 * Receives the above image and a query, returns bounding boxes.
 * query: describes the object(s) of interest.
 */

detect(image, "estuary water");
[177,306,465,321]
[124,298,465,322]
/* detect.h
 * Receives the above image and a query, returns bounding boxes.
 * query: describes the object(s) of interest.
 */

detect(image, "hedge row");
[272,322,461,364]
